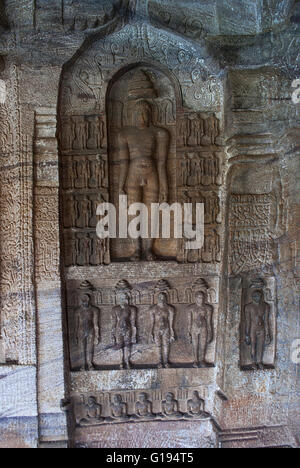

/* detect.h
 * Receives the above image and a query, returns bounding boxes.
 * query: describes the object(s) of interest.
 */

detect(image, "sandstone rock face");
[0,0,299,448]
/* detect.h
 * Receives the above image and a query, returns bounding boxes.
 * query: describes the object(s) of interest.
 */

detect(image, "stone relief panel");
[67,277,219,371]
[108,65,177,261]
[240,277,277,370]
[228,161,284,276]
[71,386,209,427]
[63,0,122,32]
[59,114,110,267]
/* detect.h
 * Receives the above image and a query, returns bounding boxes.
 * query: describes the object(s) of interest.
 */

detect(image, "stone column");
[34,107,68,447]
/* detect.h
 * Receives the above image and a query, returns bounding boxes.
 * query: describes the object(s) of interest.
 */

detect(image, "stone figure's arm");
[112,307,117,344]
[187,306,193,341]
[169,306,175,341]
[245,305,251,345]
[150,307,155,342]
[130,307,137,344]
[93,308,101,345]
[207,305,214,344]
[115,131,129,194]
[265,304,272,345]
[156,129,170,202]
[75,310,80,345]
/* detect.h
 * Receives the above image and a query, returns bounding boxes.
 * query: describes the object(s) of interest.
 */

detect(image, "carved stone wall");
[0,0,299,449]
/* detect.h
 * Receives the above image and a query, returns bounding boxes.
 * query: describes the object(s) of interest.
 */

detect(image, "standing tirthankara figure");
[75,295,101,371]
[115,99,170,260]
[245,290,272,369]
[150,292,175,368]
[112,293,137,369]
[187,291,213,367]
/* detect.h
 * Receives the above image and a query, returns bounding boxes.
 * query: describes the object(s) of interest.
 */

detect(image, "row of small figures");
[76,391,209,427]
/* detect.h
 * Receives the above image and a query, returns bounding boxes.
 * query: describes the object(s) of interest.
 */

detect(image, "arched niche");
[107,63,179,261]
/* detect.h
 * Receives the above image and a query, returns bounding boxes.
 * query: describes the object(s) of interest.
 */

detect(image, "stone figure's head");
[195,291,205,306]
[138,393,148,402]
[88,396,97,406]
[81,294,91,307]
[165,392,175,402]
[114,394,123,405]
[192,391,200,401]
[133,100,152,127]
[157,292,168,306]
[118,292,130,307]
[252,290,263,304]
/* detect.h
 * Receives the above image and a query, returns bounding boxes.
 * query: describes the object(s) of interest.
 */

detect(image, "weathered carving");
[187,291,214,368]
[112,292,137,369]
[109,67,174,261]
[240,277,276,370]
[150,292,175,368]
[177,113,220,148]
[75,293,101,371]
[72,386,209,427]
[68,277,218,371]
[229,194,275,274]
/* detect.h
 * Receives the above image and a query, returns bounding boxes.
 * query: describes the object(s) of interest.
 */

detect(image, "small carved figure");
[79,396,103,426]
[75,159,89,189]
[86,116,103,150]
[88,159,102,189]
[64,231,78,267]
[76,197,91,229]
[110,394,128,420]
[77,234,91,266]
[61,117,75,151]
[187,391,205,416]
[73,116,88,150]
[135,392,153,419]
[244,290,272,369]
[112,293,137,369]
[181,154,190,186]
[187,291,213,367]
[162,393,183,418]
[178,115,190,147]
[75,294,100,371]
[150,292,175,368]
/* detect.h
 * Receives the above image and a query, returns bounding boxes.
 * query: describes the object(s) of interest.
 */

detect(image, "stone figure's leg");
[199,327,208,366]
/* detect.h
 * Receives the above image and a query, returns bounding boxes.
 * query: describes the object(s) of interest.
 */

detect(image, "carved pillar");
[34,108,68,446]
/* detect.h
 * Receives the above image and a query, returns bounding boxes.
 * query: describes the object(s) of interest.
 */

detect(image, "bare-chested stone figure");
[150,292,175,368]
[112,293,137,370]
[115,99,170,260]
[187,291,213,368]
[245,290,272,369]
[135,392,153,419]
[75,294,100,371]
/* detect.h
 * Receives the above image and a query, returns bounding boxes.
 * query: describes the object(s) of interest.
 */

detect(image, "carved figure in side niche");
[88,159,102,189]
[86,116,103,150]
[112,293,137,369]
[61,117,75,151]
[75,294,100,371]
[202,115,219,146]
[187,391,205,416]
[188,115,204,146]
[244,290,272,369]
[75,159,88,189]
[116,100,170,260]
[135,393,153,419]
[178,115,189,147]
[187,291,213,367]
[64,231,78,267]
[181,154,190,186]
[77,234,91,266]
[150,292,175,368]
[162,393,183,418]
[62,161,74,189]
[72,116,88,150]
[79,396,103,426]
[76,197,91,229]
[64,195,77,228]
[110,394,128,420]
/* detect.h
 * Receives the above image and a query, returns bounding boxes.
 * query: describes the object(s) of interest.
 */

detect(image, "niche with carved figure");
[107,65,178,261]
